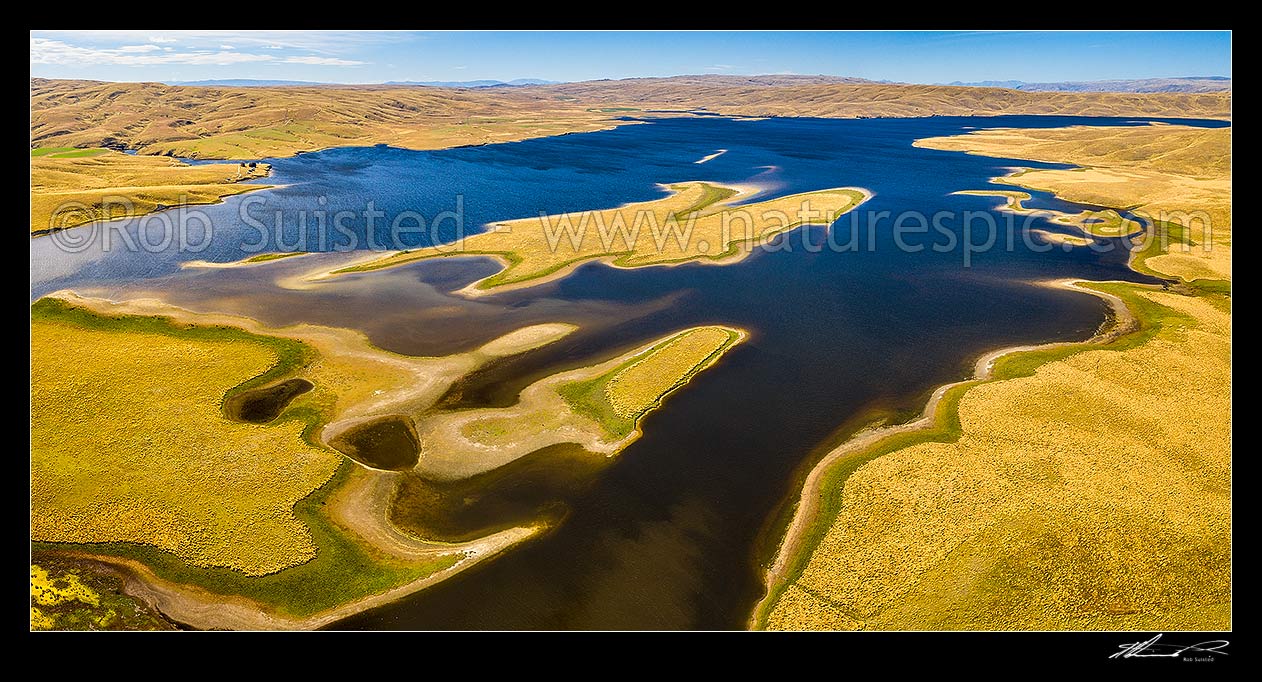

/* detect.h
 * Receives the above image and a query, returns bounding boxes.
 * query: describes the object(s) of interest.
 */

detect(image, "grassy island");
[317,181,869,294]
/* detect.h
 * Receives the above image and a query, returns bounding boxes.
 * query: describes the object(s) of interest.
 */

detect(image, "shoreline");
[748,278,1137,629]
[30,152,277,238]
[33,292,744,629]
[412,325,747,481]
[182,250,309,270]
[55,521,540,631]
[33,291,571,629]
[287,185,873,298]
[31,182,275,238]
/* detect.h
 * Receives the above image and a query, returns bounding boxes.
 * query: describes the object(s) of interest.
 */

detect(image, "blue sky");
[30,31,1231,84]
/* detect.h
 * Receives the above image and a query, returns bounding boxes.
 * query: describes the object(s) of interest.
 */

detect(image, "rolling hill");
[31,76,1232,160]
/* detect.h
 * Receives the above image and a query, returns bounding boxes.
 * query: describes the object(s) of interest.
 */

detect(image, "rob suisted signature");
[1111,634,1230,660]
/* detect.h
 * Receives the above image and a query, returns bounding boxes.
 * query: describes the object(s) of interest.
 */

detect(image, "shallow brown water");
[329,416,421,471]
[223,378,314,423]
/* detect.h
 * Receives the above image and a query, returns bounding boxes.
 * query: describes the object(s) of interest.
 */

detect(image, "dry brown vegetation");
[536,77,1232,120]
[767,289,1231,631]
[30,293,572,627]
[31,304,340,576]
[322,182,867,293]
[918,125,1232,281]
[417,326,743,481]
[31,77,1230,161]
[765,122,1232,631]
[604,327,736,419]
[30,149,269,234]
[30,78,624,159]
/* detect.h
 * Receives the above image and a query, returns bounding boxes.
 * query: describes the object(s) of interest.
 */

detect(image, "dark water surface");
[30,115,1225,629]
[224,378,314,424]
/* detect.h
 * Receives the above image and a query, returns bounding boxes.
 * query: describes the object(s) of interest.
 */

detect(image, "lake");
[29,114,1227,629]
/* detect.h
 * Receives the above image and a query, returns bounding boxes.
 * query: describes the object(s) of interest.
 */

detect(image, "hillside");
[948,77,1231,93]
[537,78,1232,119]
[29,79,623,159]
[31,76,1231,160]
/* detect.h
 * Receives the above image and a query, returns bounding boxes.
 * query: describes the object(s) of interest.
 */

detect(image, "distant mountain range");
[383,79,558,88]
[165,79,329,87]
[163,75,1228,94]
[947,77,1231,93]
[165,78,559,88]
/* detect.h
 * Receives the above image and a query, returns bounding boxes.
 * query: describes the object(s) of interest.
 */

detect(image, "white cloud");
[31,38,277,66]
[31,33,377,70]
[704,64,734,72]
[36,30,404,53]
[283,55,365,66]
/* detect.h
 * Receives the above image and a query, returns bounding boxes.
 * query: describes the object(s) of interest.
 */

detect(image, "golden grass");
[919,125,1232,281]
[765,122,1231,631]
[768,290,1230,630]
[30,79,625,159]
[1055,210,1141,237]
[327,182,867,292]
[31,78,1229,163]
[30,294,577,627]
[606,326,735,418]
[537,78,1231,121]
[30,313,340,576]
[31,149,269,234]
[920,123,1230,176]
[956,190,1141,239]
[416,326,744,481]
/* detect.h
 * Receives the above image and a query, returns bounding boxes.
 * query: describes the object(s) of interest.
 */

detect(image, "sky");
[29,31,1231,85]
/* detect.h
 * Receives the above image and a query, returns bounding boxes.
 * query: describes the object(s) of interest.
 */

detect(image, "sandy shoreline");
[35,292,745,629]
[56,521,539,630]
[285,184,872,299]
[34,291,573,629]
[749,279,1136,628]
[182,250,308,270]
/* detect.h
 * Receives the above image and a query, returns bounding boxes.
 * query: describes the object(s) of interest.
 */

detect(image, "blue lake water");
[30,114,1227,629]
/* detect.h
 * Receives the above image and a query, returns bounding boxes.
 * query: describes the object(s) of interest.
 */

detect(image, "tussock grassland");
[31,78,1229,163]
[765,286,1230,630]
[30,148,269,234]
[30,295,573,624]
[919,125,1232,281]
[29,297,734,625]
[958,189,1140,247]
[762,123,1231,631]
[325,182,868,293]
[31,298,339,576]
[417,326,744,481]
[534,77,1231,121]
[561,326,743,437]
[605,327,736,419]
[31,79,625,159]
